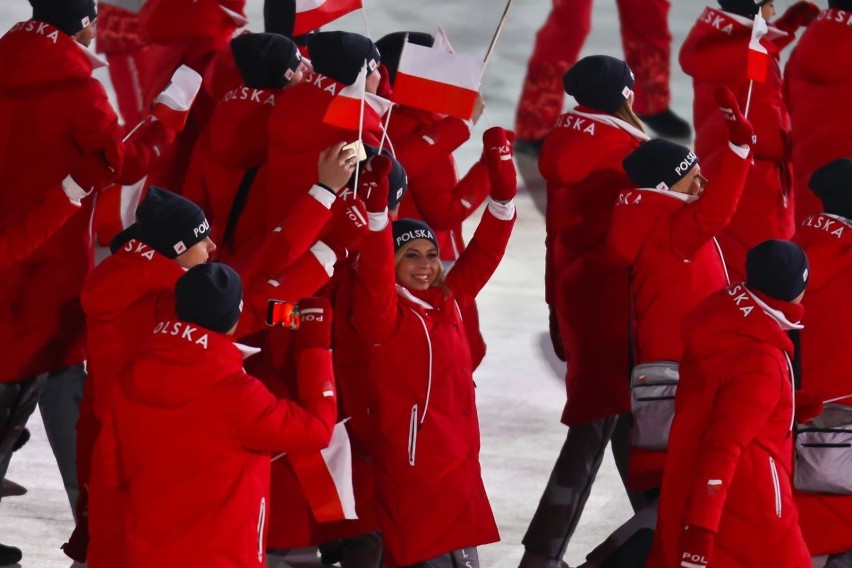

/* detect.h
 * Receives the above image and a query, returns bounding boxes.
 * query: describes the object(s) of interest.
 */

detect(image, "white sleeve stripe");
[310,242,336,276]
[728,141,750,159]
[309,184,336,209]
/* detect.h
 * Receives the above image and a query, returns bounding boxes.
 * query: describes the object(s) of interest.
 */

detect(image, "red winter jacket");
[651,284,810,568]
[609,146,749,488]
[182,83,283,266]
[793,212,852,556]
[106,323,336,567]
[785,8,852,223]
[351,203,515,566]
[263,72,384,229]
[680,7,795,280]
[539,107,647,426]
[0,20,145,381]
[0,188,80,268]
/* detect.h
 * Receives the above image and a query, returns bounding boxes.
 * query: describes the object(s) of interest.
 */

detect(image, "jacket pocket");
[257,497,266,562]
[408,404,418,466]
[768,457,782,518]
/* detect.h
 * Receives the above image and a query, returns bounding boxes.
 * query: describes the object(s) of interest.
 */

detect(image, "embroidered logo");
[173,241,187,255]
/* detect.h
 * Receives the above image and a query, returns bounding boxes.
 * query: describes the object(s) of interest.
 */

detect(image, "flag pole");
[360,0,372,40]
[378,103,394,154]
[122,115,153,143]
[354,63,368,198]
[482,0,514,76]
[744,80,754,119]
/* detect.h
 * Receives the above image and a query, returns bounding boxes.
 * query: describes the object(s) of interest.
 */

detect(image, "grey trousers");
[521,413,648,561]
[404,547,480,568]
[0,364,84,516]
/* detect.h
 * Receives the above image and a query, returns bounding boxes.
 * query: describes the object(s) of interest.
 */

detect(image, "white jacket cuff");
[309,184,337,209]
[488,199,516,220]
[728,141,750,159]
[61,175,89,206]
[310,242,336,276]
[368,210,389,231]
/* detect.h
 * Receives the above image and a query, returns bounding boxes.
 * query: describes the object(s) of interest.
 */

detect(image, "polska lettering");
[821,8,852,25]
[221,86,276,107]
[616,191,642,206]
[727,284,755,317]
[675,152,698,176]
[555,114,596,135]
[682,552,709,565]
[700,8,734,35]
[396,229,435,247]
[10,20,60,43]
[194,218,211,238]
[304,72,338,96]
[123,239,155,261]
[152,320,209,350]
[802,215,846,238]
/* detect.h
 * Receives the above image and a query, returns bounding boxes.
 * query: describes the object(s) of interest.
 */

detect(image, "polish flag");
[392,41,483,120]
[152,65,203,131]
[323,65,366,130]
[92,178,146,246]
[746,13,770,83]
[293,0,363,35]
[287,421,358,521]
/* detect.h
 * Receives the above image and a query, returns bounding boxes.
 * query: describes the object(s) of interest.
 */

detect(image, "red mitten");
[679,526,715,568]
[775,1,820,32]
[483,126,517,202]
[715,87,755,147]
[362,155,391,214]
[320,194,368,260]
[296,296,333,350]
[376,63,394,99]
[135,118,174,157]
[64,151,118,202]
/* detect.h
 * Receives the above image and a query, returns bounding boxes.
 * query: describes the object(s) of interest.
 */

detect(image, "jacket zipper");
[769,457,782,518]
[408,404,418,466]
[257,497,266,562]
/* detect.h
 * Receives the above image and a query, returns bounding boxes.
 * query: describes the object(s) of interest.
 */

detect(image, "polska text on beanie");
[562,55,635,114]
[746,239,809,302]
[175,263,243,334]
[392,219,437,252]
[135,187,211,259]
[623,139,698,191]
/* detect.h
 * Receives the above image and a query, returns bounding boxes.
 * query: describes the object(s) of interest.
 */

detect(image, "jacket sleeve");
[0,188,79,268]
[351,224,400,345]
[445,201,516,311]
[236,243,335,338]
[668,145,750,260]
[409,161,491,231]
[70,80,122,154]
[683,352,786,531]
[391,116,471,178]
[234,347,337,452]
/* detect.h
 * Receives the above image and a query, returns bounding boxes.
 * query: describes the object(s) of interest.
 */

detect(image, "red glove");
[775,1,820,32]
[320,194,368,260]
[65,150,118,201]
[362,155,392,214]
[715,87,755,147]
[679,526,715,568]
[296,296,333,350]
[549,305,566,362]
[376,63,394,99]
[117,117,175,184]
[483,126,517,202]
[135,118,173,158]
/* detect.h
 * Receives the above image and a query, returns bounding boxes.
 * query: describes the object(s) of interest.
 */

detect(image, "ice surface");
[0,1,799,566]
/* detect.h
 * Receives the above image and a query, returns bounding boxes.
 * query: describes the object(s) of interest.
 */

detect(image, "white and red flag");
[323,65,366,130]
[152,65,203,131]
[392,41,483,120]
[287,421,358,522]
[293,0,363,35]
[746,12,770,83]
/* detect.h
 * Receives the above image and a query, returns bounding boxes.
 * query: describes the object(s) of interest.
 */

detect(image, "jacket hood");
[680,7,784,82]
[539,106,649,186]
[795,213,852,292]
[682,283,797,359]
[207,86,278,167]
[0,20,106,94]
[122,323,258,408]
[608,188,692,265]
[82,240,185,323]
[789,9,852,86]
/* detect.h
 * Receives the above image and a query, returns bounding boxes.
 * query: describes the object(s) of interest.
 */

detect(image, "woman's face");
[761,2,776,19]
[396,240,441,291]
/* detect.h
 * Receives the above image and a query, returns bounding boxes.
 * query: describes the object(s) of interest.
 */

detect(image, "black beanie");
[718,0,772,18]
[175,263,243,334]
[264,0,295,36]
[829,0,852,9]
[30,0,97,36]
[135,187,211,259]
[374,31,435,85]
[231,33,301,89]
[308,31,381,85]
[363,146,409,210]
[746,240,810,302]
[810,158,852,220]
[562,55,635,114]
[392,219,438,252]
[623,139,699,191]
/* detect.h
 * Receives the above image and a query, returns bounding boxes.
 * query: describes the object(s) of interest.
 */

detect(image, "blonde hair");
[394,240,450,296]
[615,100,646,133]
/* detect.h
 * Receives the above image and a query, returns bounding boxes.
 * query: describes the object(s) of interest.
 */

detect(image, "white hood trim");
[396,284,436,311]
[637,187,697,203]
[745,286,804,330]
[235,343,262,360]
